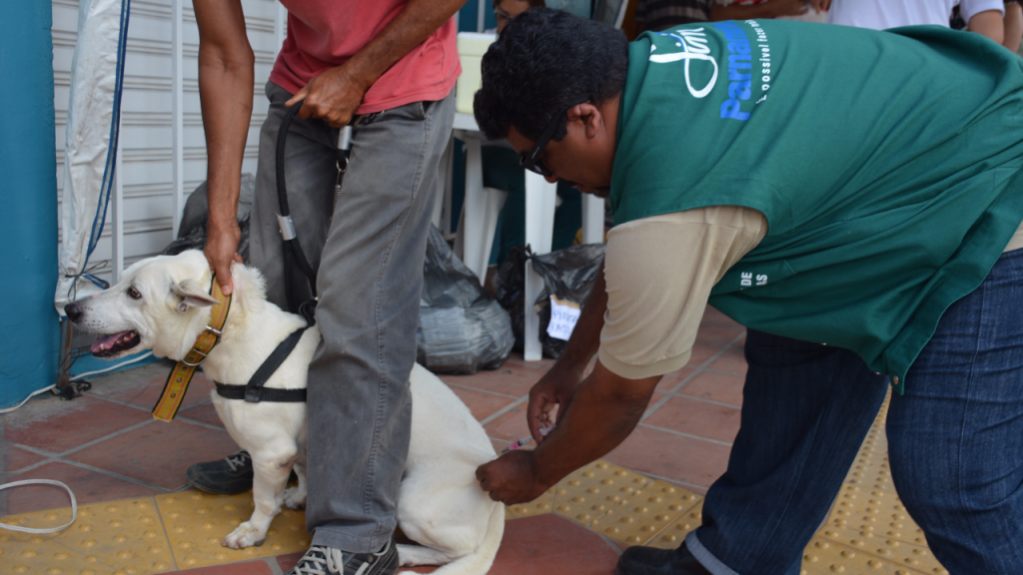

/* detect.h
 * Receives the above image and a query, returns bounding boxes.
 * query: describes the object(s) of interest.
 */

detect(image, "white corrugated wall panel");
[53,0,284,284]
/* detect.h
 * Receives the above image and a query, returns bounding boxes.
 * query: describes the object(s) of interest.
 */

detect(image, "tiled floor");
[1,307,935,574]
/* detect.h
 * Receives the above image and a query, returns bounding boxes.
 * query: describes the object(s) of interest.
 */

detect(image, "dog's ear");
[173,279,219,312]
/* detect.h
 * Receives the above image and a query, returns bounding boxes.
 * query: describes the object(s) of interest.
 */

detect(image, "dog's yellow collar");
[152,275,232,422]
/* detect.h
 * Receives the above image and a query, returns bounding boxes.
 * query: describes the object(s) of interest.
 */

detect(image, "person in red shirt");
[188,2,464,574]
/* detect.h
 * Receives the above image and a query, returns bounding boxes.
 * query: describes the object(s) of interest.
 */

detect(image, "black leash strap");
[214,324,310,403]
[275,101,355,314]
[276,102,318,314]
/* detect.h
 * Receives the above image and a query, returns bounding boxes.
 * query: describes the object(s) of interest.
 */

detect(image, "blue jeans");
[694,248,1023,575]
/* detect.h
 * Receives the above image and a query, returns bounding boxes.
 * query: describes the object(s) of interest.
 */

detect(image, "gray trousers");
[250,81,455,552]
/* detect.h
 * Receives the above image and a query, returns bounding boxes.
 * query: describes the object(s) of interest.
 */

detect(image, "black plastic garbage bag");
[495,243,605,358]
[531,243,605,358]
[417,226,515,374]
[493,244,532,349]
[162,174,255,260]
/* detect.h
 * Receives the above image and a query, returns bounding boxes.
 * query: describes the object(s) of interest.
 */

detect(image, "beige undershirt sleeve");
[599,207,768,380]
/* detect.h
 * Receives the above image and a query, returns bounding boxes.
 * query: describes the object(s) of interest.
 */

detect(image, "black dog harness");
[213,298,316,403]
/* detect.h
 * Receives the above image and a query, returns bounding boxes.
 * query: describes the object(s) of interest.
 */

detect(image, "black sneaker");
[285,537,398,575]
[616,540,712,575]
[187,450,253,494]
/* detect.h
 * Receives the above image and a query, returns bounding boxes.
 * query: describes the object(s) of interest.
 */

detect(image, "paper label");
[547,295,581,341]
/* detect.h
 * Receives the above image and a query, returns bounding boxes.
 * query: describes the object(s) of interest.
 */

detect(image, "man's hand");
[204,220,243,295]
[476,450,550,504]
[527,362,585,444]
[285,64,369,128]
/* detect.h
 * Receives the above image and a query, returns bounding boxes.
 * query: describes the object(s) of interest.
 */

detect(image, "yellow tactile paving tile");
[800,535,932,575]
[1,497,175,575]
[2,391,952,575]
[154,491,310,569]
[818,527,946,575]
[552,460,653,527]
[645,500,705,550]
[592,480,702,546]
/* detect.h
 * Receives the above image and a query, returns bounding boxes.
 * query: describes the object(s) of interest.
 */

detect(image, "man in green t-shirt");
[472,8,1023,575]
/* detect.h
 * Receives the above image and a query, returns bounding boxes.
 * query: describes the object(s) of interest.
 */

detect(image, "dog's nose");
[65,302,82,322]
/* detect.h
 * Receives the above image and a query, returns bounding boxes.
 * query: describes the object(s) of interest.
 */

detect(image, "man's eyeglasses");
[519,96,590,178]
[494,8,513,26]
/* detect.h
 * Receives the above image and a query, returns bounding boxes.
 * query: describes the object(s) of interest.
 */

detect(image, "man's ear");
[569,102,603,140]
[173,278,219,311]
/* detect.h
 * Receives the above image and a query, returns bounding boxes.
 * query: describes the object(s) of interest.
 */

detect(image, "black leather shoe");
[187,450,253,494]
[616,540,713,575]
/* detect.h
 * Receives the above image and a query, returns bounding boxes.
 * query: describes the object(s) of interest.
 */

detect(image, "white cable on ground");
[0,351,153,415]
[0,385,56,415]
[0,480,77,533]
[71,350,153,380]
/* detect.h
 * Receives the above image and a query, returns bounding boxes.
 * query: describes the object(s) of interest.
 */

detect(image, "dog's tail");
[411,501,505,575]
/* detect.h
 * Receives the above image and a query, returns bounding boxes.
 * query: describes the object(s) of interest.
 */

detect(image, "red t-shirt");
[269,1,460,115]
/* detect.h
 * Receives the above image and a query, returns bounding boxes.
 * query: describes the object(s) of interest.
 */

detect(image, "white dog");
[65,250,504,575]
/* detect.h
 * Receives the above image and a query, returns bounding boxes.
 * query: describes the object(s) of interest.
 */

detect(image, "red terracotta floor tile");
[693,324,746,348]
[175,559,274,575]
[4,461,162,514]
[3,395,151,454]
[686,344,722,367]
[3,445,48,472]
[483,405,530,442]
[487,514,619,575]
[700,306,743,329]
[444,384,520,423]
[443,361,547,398]
[604,425,731,489]
[96,370,216,410]
[657,367,695,392]
[677,370,745,408]
[66,419,241,490]
[177,401,226,429]
[643,396,741,444]
[276,551,305,573]
[707,347,747,376]
[504,353,557,370]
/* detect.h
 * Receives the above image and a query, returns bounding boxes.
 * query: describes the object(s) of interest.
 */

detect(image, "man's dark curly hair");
[473,8,629,142]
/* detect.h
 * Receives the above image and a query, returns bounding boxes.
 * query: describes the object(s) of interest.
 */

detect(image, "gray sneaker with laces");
[286,537,398,575]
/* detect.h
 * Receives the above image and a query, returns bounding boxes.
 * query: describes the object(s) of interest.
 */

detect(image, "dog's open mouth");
[91,330,141,357]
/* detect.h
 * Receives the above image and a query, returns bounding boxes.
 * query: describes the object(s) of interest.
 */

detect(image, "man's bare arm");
[711,0,809,22]
[287,0,467,126]
[478,361,660,504]
[969,9,1006,47]
[194,0,253,294]
[527,260,607,443]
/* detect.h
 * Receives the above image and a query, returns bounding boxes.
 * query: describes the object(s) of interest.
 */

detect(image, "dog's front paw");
[283,486,306,510]
[222,522,266,549]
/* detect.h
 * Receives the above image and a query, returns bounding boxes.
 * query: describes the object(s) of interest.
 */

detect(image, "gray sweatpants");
[249,81,455,552]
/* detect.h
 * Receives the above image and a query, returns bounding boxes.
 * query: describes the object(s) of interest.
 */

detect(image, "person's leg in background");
[304,92,456,554]
[887,248,1023,575]
[690,330,889,575]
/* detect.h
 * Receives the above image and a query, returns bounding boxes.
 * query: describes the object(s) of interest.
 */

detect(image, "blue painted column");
[0,2,59,407]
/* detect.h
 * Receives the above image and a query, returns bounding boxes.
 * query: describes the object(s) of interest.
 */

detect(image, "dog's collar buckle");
[181,347,208,367]
[152,275,232,422]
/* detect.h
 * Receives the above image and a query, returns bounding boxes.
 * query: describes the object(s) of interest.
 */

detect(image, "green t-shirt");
[611,20,1023,391]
